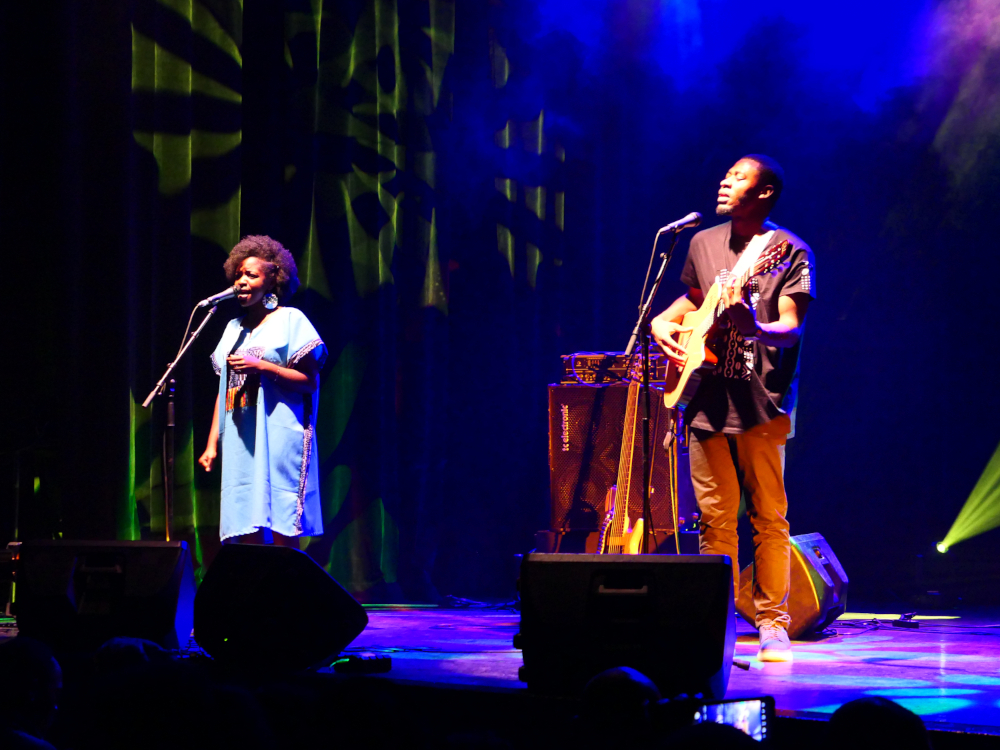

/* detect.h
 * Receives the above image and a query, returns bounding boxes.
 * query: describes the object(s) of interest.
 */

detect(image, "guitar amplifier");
[546,384,697,546]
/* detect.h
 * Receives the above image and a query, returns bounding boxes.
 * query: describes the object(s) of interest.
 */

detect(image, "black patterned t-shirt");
[677,220,816,435]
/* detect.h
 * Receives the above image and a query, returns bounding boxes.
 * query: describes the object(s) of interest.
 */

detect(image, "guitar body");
[663,282,722,408]
[598,484,645,554]
[623,517,644,555]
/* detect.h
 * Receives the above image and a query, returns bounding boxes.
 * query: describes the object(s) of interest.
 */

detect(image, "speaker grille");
[548,384,693,533]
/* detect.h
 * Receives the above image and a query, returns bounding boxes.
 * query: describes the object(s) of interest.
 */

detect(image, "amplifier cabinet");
[547,384,696,535]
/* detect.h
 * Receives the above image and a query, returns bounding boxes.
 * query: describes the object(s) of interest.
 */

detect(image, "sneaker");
[757,621,793,662]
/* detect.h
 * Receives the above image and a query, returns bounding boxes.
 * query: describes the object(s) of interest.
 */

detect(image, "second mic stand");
[624,230,681,554]
[142,304,220,541]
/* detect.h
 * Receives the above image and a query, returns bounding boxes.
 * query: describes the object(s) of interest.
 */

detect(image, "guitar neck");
[607,378,641,545]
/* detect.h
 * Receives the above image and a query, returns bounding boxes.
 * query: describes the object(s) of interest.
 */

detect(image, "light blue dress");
[210,307,327,541]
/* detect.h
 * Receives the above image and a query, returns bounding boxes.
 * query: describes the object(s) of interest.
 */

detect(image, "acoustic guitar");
[661,240,792,409]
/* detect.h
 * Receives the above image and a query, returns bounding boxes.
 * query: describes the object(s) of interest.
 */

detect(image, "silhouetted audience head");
[0,637,62,748]
[661,721,760,749]
[68,660,273,750]
[830,696,931,749]
[583,666,662,716]
[443,731,512,750]
[571,667,662,749]
[95,636,173,674]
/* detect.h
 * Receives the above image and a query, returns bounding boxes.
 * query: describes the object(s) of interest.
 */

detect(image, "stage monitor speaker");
[516,553,735,699]
[14,540,196,651]
[548,384,696,535]
[736,532,848,639]
[194,544,368,672]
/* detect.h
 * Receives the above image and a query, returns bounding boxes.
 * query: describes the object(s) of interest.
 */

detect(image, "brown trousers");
[688,414,791,628]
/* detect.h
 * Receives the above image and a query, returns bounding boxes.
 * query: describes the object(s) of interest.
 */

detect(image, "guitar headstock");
[753,239,792,277]
[626,353,644,381]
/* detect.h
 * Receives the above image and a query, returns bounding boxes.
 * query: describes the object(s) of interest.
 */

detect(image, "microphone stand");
[624,229,681,554]
[162,378,175,542]
[143,305,220,541]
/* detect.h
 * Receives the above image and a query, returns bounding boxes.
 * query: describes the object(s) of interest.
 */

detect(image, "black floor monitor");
[517,553,736,699]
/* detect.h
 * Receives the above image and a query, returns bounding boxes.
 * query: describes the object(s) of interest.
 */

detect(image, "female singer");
[198,235,326,545]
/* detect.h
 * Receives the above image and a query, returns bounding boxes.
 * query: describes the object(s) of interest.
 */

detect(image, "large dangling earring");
[263,292,279,310]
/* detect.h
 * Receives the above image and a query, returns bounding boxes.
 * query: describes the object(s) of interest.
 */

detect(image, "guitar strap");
[729,229,774,279]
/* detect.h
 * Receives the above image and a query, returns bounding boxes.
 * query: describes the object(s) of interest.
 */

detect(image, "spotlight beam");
[940,440,1000,550]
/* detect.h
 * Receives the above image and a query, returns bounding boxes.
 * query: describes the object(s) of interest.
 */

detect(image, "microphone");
[657,211,702,234]
[197,287,237,308]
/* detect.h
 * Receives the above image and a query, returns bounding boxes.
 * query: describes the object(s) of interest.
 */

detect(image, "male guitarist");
[651,155,815,663]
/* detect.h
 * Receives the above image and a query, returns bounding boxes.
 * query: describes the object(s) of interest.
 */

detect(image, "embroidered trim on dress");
[289,338,327,369]
[211,352,222,375]
[294,424,313,535]
[293,394,315,535]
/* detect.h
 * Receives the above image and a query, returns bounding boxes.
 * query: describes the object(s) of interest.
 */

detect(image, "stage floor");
[340,605,1000,738]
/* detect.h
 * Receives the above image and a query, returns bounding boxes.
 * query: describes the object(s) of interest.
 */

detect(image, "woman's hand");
[227,353,319,393]
[198,446,217,472]
[227,353,269,374]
